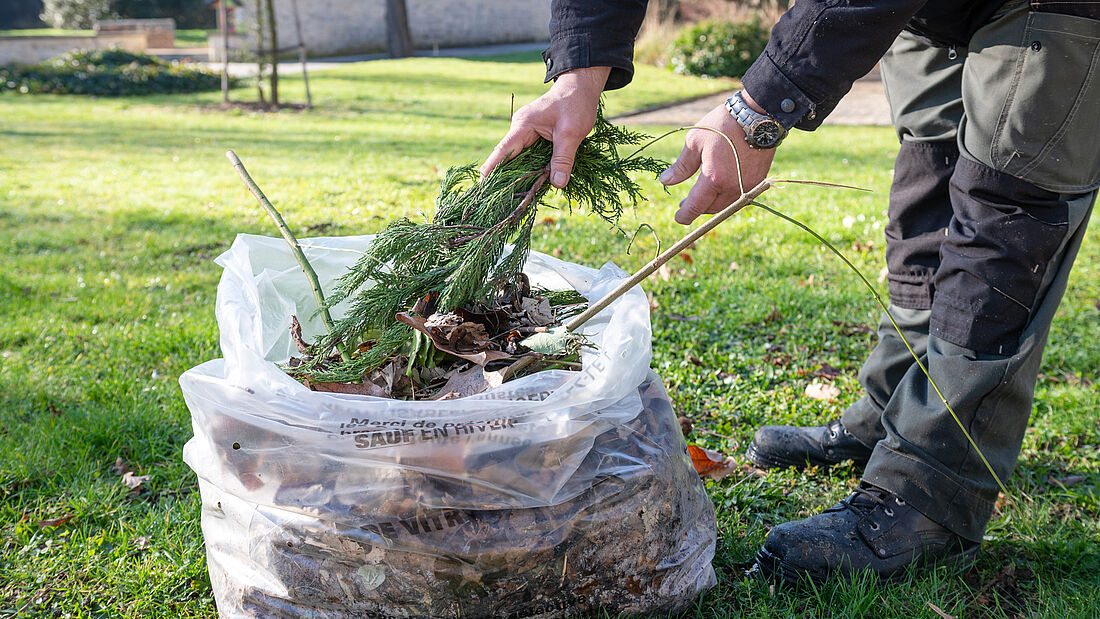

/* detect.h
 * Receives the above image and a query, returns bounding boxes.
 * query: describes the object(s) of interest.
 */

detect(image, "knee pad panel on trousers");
[930,157,1069,356]
[885,140,959,309]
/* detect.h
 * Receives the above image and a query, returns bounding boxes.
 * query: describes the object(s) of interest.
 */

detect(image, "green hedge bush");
[668,19,770,79]
[0,49,224,95]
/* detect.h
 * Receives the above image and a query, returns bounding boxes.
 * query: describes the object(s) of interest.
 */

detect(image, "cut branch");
[226,150,350,361]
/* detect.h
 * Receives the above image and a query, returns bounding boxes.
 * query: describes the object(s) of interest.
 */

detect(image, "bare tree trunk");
[219,0,230,103]
[290,0,311,109]
[265,0,279,105]
[255,0,265,103]
[385,0,413,58]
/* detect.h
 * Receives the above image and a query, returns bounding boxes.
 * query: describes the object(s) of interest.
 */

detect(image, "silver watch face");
[752,121,784,148]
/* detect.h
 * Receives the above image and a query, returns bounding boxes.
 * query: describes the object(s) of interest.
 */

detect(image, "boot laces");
[841,485,891,519]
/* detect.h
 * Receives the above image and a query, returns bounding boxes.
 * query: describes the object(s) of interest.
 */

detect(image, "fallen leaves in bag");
[230,379,717,618]
[297,280,587,400]
[687,444,738,480]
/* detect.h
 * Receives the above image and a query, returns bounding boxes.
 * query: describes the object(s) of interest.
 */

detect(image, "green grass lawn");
[0,28,95,37]
[1,54,1097,617]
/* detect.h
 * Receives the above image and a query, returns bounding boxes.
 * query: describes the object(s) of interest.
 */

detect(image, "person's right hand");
[480,66,612,189]
[659,92,776,225]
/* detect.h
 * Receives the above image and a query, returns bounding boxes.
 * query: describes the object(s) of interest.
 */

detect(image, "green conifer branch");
[295,110,666,382]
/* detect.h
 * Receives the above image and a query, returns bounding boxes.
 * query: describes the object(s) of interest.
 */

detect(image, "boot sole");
[745,440,870,470]
[751,543,980,587]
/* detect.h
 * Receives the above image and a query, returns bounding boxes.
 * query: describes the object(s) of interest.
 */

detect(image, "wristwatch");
[725,91,788,149]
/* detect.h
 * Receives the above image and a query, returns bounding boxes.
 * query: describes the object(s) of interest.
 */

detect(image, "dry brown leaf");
[812,363,842,379]
[38,515,74,528]
[431,365,506,400]
[519,297,555,327]
[678,416,693,437]
[396,313,510,366]
[289,315,312,353]
[1048,474,1087,488]
[927,601,955,619]
[111,456,131,476]
[804,382,841,401]
[687,444,738,480]
[121,472,150,491]
[308,379,391,398]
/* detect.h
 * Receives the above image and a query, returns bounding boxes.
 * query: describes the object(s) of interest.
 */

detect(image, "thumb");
[659,143,702,186]
[550,127,585,189]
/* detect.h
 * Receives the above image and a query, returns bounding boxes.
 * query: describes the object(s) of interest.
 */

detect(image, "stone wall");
[0,33,147,65]
[234,0,549,57]
[95,19,176,49]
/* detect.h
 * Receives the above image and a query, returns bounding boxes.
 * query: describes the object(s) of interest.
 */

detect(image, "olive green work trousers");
[839,0,1100,541]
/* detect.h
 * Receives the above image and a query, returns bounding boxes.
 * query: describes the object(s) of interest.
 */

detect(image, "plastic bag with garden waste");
[180,234,717,618]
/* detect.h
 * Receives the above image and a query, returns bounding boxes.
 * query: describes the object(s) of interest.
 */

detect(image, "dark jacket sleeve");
[542,0,648,91]
[742,0,927,130]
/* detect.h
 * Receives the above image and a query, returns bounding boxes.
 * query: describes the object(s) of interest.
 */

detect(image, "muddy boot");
[745,419,873,470]
[753,484,979,584]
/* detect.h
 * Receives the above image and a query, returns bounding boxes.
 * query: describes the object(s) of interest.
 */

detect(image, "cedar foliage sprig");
[298,111,666,383]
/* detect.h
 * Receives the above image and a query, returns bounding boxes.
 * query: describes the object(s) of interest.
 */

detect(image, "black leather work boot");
[745,419,873,470]
[753,484,980,585]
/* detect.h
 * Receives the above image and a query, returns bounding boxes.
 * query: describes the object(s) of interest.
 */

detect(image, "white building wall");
[237,0,549,58]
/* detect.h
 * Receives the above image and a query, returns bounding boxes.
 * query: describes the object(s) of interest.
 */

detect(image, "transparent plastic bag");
[181,234,717,618]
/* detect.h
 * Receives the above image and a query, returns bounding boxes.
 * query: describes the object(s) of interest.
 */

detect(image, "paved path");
[194,42,546,78]
[615,70,892,127]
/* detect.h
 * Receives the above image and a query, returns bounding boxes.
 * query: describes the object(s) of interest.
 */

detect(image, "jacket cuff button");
[780,98,796,114]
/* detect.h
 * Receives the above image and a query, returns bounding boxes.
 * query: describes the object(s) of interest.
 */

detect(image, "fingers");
[659,142,702,187]
[479,129,529,178]
[549,122,587,188]
[675,177,732,225]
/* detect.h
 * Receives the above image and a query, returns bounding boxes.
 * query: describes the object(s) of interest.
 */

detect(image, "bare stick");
[565,178,773,331]
[225,150,350,361]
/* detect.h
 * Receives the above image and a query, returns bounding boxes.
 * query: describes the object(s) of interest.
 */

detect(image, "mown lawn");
[1,53,1097,617]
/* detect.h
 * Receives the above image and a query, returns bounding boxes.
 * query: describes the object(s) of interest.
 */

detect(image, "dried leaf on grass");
[111,456,131,476]
[38,515,74,528]
[687,444,738,480]
[121,472,151,491]
[804,382,841,401]
[926,601,955,619]
[812,363,842,379]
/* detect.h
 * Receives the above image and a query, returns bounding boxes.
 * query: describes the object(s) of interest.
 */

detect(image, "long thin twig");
[565,178,772,332]
[752,199,1008,496]
[225,150,350,362]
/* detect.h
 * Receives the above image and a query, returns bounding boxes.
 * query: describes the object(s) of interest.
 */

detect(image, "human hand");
[659,92,777,225]
[480,66,612,189]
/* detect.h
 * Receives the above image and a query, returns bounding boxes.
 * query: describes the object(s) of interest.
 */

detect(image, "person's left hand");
[659,96,777,225]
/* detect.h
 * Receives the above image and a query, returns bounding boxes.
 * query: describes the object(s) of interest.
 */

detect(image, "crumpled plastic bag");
[181,234,717,618]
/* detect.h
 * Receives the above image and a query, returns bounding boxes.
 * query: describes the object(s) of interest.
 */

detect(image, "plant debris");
[290,280,590,400]
[213,378,717,618]
[270,112,664,395]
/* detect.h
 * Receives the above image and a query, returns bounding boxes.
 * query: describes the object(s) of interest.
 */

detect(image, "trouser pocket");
[962,9,1100,193]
